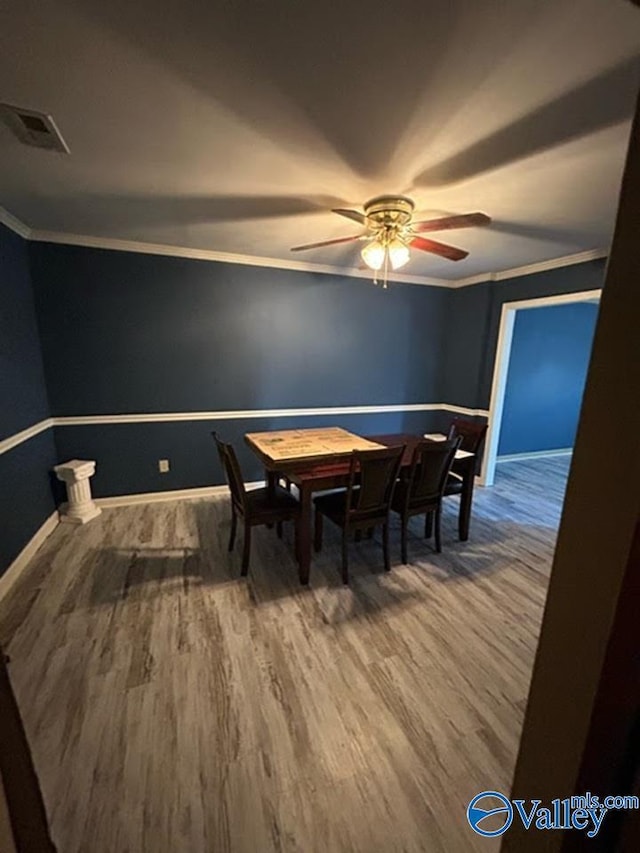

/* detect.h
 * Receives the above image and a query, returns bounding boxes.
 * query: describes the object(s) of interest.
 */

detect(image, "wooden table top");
[245,429,475,484]
[245,426,384,465]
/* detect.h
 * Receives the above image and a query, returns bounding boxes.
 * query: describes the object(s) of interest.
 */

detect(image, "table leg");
[265,469,277,497]
[298,483,312,585]
[459,462,474,541]
[265,469,277,528]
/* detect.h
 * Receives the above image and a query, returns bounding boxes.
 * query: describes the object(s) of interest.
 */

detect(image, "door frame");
[480,288,602,486]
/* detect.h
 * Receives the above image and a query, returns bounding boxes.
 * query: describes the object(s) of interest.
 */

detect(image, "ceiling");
[1,0,639,283]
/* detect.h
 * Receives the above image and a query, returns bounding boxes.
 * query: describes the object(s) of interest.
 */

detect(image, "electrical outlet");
[158,459,170,473]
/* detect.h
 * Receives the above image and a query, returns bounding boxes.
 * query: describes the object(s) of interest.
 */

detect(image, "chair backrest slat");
[447,418,488,456]
[346,445,405,521]
[213,432,246,511]
[407,438,461,505]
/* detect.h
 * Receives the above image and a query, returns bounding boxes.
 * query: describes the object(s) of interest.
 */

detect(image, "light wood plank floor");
[0,456,570,853]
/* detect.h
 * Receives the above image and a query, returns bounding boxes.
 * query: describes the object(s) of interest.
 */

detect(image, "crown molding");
[1,203,608,288]
[29,228,453,288]
[0,205,32,239]
[452,248,608,288]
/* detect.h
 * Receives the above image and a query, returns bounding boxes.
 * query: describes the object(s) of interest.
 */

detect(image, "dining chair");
[213,433,300,576]
[444,417,488,501]
[391,437,462,562]
[446,417,488,457]
[313,444,405,584]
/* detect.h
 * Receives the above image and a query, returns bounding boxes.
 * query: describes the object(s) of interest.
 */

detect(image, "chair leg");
[382,522,390,572]
[241,523,251,576]
[401,516,408,565]
[425,512,433,538]
[229,509,237,552]
[314,509,323,552]
[434,506,442,553]
[276,521,283,539]
[341,529,349,584]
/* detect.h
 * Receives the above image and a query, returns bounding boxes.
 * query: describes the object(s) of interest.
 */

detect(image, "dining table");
[244,426,476,584]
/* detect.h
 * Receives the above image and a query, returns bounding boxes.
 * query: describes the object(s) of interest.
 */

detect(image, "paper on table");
[246,427,383,462]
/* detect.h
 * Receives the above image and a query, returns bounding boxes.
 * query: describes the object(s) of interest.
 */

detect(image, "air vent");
[0,103,69,153]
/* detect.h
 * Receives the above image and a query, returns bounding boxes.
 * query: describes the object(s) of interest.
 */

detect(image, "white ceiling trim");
[0,204,31,239]
[0,204,608,289]
[29,227,451,287]
[451,248,609,287]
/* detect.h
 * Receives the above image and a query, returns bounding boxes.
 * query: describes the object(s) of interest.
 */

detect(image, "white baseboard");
[0,511,59,605]
[0,483,264,602]
[496,448,573,463]
[94,481,265,508]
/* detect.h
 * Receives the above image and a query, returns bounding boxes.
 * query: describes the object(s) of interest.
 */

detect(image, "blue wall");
[1,230,606,552]
[442,258,607,410]
[0,224,57,574]
[29,243,452,494]
[498,302,599,455]
[30,245,450,414]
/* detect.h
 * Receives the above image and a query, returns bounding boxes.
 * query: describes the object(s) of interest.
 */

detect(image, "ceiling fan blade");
[412,212,491,233]
[332,208,366,225]
[290,234,364,252]
[410,236,469,261]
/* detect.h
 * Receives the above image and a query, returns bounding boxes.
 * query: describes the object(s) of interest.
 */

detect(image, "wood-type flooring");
[0,456,570,852]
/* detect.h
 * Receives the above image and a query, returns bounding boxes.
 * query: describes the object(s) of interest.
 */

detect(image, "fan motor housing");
[364,195,415,228]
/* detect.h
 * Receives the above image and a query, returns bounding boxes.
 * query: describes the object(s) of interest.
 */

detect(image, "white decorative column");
[54,459,102,524]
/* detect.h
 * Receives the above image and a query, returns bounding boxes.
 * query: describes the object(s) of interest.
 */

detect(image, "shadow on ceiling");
[62,0,552,179]
[410,55,640,189]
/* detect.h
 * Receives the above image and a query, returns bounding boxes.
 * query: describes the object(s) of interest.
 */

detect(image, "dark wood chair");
[313,444,405,584]
[446,417,488,456]
[391,437,461,562]
[213,433,300,576]
[444,417,488,498]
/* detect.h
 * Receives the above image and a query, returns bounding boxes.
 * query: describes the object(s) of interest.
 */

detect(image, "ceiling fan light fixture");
[361,240,385,271]
[293,196,491,285]
[387,237,410,270]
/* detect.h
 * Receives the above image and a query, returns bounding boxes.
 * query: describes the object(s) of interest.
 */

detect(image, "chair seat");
[443,472,463,495]
[391,480,439,513]
[314,487,390,527]
[313,488,350,519]
[246,485,300,516]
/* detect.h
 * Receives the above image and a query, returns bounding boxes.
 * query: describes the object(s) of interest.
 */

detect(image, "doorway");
[481,289,602,486]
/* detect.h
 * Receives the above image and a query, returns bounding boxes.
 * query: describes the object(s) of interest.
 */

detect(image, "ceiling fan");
[291,195,491,286]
